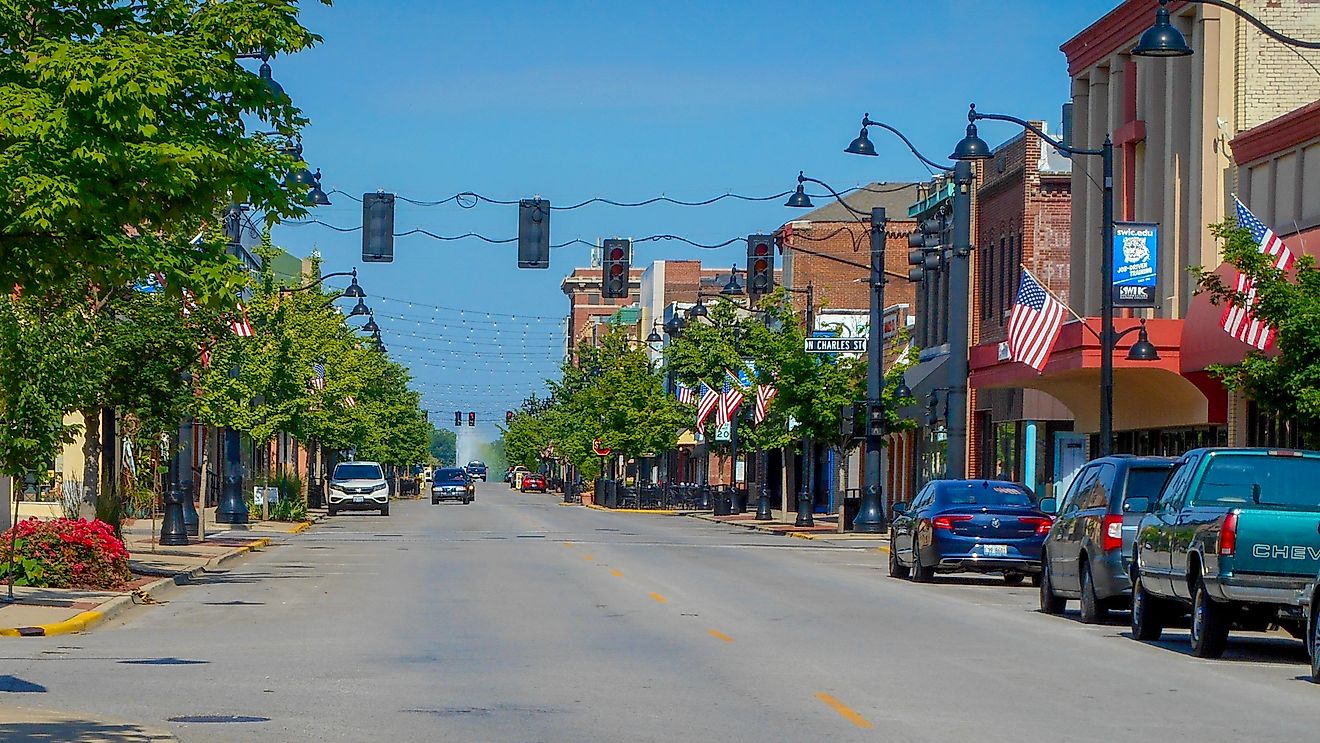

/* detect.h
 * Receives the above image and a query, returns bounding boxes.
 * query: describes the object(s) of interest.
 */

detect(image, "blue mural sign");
[1112,222,1159,308]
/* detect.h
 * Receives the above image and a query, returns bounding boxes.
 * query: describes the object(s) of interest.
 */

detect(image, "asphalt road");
[3,480,1319,742]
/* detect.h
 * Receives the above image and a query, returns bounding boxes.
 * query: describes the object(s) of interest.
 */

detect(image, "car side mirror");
[1123,496,1150,514]
[1038,497,1057,515]
[892,501,907,514]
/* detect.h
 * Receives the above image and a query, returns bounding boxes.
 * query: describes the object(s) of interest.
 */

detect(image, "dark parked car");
[431,467,473,505]
[889,479,1053,584]
[520,473,547,493]
[1039,455,1175,622]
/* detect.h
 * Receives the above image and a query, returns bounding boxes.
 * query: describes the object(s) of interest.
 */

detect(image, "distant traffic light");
[505,410,514,424]
[907,215,946,282]
[467,412,476,427]
[454,411,462,427]
[601,238,630,299]
[747,234,775,299]
[518,198,550,269]
[362,191,395,263]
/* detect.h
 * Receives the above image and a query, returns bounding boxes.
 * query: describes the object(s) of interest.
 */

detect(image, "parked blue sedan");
[889,479,1054,585]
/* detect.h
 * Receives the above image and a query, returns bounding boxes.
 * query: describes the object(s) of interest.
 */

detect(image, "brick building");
[969,0,1320,493]
[971,123,1075,495]
[560,260,643,357]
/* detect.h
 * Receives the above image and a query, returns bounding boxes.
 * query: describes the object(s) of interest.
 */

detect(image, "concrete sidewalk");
[0,706,176,742]
[0,513,318,638]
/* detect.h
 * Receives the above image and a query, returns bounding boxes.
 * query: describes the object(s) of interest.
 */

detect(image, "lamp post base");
[755,490,772,520]
[852,484,887,534]
[160,489,190,546]
[794,490,814,527]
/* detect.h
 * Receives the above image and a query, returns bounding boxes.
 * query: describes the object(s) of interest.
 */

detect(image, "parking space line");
[814,692,873,729]
[707,629,734,643]
[648,592,668,604]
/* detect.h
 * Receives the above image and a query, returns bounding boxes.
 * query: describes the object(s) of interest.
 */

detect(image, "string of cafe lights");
[326,184,912,210]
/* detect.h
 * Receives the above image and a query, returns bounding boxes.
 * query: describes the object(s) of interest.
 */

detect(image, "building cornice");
[1061,0,1187,77]
[1230,100,1320,166]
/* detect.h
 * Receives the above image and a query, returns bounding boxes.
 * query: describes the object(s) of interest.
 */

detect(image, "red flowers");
[0,518,132,590]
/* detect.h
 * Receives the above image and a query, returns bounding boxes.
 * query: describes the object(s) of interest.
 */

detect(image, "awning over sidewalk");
[897,350,948,421]
[968,317,1223,433]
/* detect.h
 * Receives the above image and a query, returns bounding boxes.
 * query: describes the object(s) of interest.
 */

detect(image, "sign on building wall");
[1112,222,1159,308]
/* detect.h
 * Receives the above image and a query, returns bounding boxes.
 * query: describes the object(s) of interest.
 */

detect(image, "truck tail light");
[932,514,973,531]
[1101,514,1123,552]
[1018,516,1054,536]
[1219,512,1238,556]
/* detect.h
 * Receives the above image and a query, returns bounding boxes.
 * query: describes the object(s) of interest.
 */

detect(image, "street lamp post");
[1133,0,1320,57]
[775,281,816,527]
[787,173,891,532]
[952,104,1118,456]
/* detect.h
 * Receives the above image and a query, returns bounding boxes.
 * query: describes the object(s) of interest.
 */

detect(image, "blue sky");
[269,0,1118,441]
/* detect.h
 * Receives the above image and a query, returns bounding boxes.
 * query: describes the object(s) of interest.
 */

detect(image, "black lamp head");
[663,316,683,337]
[348,298,371,317]
[308,169,331,206]
[1126,320,1161,361]
[689,298,708,319]
[950,105,992,161]
[844,115,878,156]
[361,315,380,334]
[893,378,913,401]
[722,265,745,296]
[646,326,663,344]
[342,275,366,299]
[259,60,285,97]
[1133,0,1193,57]
[785,171,814,208]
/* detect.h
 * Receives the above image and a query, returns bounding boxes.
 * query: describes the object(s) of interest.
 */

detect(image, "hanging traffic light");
[362,191,395,263]
[454,411,462,427]
[747,234,775,300]
[518,198,551,269]
[601,238,631,299]
[505,410,514,424]
[468,412,476,427]
[907,215,946,282]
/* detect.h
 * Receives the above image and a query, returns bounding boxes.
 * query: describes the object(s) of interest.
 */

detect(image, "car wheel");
[381,504,390,517]
[431,498,439,505]
[887,543,910,579]
[1190,576,1229,659]
[1079,562,1109,624]
[327,506,337,517]
[1003,572,1026,586]
[1131,571,1166,641]
[1310,602,1320,683]
[911,545,934,583]
[1039,561,1066,614]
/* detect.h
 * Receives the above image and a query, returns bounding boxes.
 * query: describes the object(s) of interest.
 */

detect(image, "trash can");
[732,485,748,514]
[842,495,862,532]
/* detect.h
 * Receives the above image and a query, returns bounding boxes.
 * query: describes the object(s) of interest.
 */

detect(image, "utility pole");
[945,162,974,480]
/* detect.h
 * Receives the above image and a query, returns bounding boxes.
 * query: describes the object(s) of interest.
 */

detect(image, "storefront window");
[918,426,947,487]
[994,422,1018,481]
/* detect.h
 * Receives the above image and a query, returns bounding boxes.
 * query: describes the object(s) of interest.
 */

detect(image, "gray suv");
[1039,455,1174,622]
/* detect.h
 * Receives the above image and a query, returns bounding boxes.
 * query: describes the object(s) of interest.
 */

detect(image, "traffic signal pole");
[853,207,888,533]
[946,161,974,480]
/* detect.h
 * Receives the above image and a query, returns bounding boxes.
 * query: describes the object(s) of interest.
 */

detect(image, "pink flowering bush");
[0,518,132,590]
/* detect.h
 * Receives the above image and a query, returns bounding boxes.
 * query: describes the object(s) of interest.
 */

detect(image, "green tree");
[0,0,327,299]
[1194,219,1320,434]
[429,427,456,466]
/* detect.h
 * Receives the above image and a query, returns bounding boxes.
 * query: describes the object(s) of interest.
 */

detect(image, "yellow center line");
[610,569,623,577]
[563,541,574,547]
[583,554,594,561]
[707,629,734,643]
[815,692,873,729]
[648,592,668,604]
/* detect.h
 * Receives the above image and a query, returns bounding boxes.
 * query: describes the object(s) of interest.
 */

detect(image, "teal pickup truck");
[1130,448,1320,659]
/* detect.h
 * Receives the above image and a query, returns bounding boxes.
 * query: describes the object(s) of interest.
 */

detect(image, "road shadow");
[0,721,173,742]
[1123,629,1308,665]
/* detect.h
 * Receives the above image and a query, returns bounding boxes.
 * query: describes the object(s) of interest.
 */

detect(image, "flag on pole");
[1221,197,1295,350]
[676,381,697,405]
[199,339,213,369]
[717,371,744,426]
[310,360,326,390]
[695,381,720,434]
[343,396,357,408]
[754,382,777,424]
[1007,269,1066,371]
[230,303,253,337]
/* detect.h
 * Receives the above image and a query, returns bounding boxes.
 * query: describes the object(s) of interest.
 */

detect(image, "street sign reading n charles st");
[804,337,867,353]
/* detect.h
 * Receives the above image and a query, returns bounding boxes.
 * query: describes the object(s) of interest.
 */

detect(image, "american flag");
[310,360,326,390]
[754,381,777,424]
[198,339,213,368]
[676,381,697,405]
[230,303,253,337]
[343,396,357,408]
[717,371,744,427]
[1007,269,1065,371]
[1221,197,1295,350]
[695,381,720,434]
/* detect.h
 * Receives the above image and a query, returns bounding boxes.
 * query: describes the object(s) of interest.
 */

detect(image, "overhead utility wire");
[287,221,747,251]
[327,183,913,210]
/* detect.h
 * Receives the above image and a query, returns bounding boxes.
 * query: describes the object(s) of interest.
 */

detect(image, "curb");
[0,536,275,638]
[584,504,680,515]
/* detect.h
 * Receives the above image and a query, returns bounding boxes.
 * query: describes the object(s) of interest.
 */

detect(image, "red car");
[520,473,547,493]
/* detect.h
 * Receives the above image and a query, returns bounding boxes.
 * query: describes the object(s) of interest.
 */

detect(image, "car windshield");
[333,463,382,481]
[1125,466,1173,500]
[939,482,1034,507]
[468,461,485,468]
[1194,453,1320,508]
[436,468,467,482]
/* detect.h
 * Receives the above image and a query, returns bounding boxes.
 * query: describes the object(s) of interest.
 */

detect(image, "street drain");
[167,715,270,724]
[119,657,209,665]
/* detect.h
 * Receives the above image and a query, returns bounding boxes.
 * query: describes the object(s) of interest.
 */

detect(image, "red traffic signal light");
[505,410,514,424]
[746,234,775,297]
[467,412,476,427]
[601,238,631,299]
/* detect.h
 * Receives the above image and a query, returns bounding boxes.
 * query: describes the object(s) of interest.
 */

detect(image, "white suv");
[327,461,390,516]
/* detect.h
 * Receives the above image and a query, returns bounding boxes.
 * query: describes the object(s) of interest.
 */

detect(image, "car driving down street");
[432,467,474,505]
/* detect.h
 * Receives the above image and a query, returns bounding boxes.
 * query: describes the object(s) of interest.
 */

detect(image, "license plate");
[981,544,1008,557]
[353,496,364,503]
